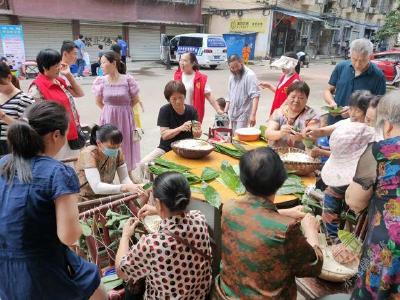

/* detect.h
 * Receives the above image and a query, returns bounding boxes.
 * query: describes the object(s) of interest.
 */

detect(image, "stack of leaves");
[338,230,362,255]
[277,174,306,196]
[259,125,268,142]
[301,193,322,214]
[322,106,344,116]
[213,143,246,159]
[101,273,123,292]
[149,158,201,184]
[217,161,246,195]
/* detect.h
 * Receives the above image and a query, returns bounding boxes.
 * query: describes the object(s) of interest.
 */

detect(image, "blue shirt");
[329,60,386,107]
[74,39,85,59]
[117,39,128,56]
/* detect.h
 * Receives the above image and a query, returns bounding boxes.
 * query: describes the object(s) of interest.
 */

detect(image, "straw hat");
[321,122,376,187]
[271,56,298,70]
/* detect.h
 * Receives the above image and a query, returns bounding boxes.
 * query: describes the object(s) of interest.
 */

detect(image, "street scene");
[1,0,400,299]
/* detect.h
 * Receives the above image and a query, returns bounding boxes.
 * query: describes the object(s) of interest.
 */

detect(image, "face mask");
[102,147,118,158]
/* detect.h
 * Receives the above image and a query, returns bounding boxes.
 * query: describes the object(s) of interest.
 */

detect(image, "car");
[160,33,227,69]
[370,50,400,82]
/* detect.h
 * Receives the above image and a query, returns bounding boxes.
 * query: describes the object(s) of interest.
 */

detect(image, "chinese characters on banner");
[230,18,266,33]
[0,25,25,70]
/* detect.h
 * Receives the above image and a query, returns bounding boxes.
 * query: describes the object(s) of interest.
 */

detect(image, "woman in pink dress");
[92,51,140,172]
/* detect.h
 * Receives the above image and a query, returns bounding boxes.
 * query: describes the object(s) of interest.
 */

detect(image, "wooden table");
[161,140,316,276]
[163,140,316,206]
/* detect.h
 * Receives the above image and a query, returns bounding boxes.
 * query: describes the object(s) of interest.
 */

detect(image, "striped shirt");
[0,92,34,141]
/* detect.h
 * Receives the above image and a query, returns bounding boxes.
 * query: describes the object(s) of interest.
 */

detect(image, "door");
[169,37,179,61]
[21,19,72,60]
[129,26,160,61]
[80,24,122,62]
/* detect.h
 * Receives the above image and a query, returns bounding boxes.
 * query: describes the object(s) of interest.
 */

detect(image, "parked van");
[160,33,227,69]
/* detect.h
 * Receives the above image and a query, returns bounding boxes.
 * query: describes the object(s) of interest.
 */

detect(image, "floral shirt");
[216,195,323,300]
[120,210,213,300]
[269,104,319,149]
[351,136,400,299]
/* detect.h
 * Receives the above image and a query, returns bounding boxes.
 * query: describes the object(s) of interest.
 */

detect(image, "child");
[306,90,376,241]
[214,97,229,128]
[242,44,251,65]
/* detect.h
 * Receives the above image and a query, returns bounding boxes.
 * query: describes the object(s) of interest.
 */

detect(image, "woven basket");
[171,139,214,159]
[319,246,359,282]
[274,147,321,176]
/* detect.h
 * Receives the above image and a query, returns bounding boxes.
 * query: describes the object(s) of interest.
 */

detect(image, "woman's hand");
[301,214,320,247]
[138,204,158,219]
[179,121,192,132]
[279,205,306,220]
[305,128,323,139]
[258,81,272,90]
[306,147,322,158]
[122,217,140,239]
[121,183,145,196]
[59,62,72,77]
[280,124,293,137]
[340,106,350,119]
[332,243,359,265]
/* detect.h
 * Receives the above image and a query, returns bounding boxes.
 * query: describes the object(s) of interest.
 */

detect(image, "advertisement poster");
[230,18,266,33]
[0,25,25,70]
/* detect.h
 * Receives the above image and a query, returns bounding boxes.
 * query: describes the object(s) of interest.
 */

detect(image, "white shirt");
[181,72,211,106]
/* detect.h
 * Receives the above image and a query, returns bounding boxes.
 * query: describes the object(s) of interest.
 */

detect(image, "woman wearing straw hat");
[259,53,301,116]
[346,91,400,300]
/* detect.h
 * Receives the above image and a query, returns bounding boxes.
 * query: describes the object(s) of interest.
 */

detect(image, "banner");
[0,25,25,70]
[230,18,266,33]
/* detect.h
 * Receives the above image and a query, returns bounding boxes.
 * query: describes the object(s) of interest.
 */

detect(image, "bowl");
[235,127,261,142]
[171,139,214,159]
[274,147,321,176]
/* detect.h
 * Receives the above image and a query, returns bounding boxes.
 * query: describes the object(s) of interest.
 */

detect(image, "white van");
[160,33,227,69]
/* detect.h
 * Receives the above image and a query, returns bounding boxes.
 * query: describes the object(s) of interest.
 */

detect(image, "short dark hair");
[164,80,186,100]
[90,124,123,146]
[78,34,83,39]
[117,35,122,40]
[153,172,191,212]
[36,49,62,73]
[239,147,287,197]
[216,97,226,109]
[228,54,242,64]
[98,44,104,50]
[349,90,375,114]
[60,40,77,56]
[286,81,310,98]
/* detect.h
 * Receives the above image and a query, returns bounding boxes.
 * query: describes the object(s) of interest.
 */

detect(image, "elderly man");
[324,38,386,124]
[225,55,260,132]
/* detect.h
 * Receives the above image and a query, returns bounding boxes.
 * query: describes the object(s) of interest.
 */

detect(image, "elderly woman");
[324,38,386,125]
[29,49,85,160]
[265,81,319,149]
[259,53,301,116]
[174,52,223,122]
[116,172,213,299]
[346,92,400,299]
[76,124,144,201]
[215,147,322,300]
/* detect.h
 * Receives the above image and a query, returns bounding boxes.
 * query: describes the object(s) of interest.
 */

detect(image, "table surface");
[162,139,316,205]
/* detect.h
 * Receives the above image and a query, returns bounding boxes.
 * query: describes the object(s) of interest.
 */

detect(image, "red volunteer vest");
[269,72,301,116]
[174,68,207,123]
[31,73,78,141]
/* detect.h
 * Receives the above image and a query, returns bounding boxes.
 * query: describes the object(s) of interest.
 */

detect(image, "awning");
[274,9,324,22]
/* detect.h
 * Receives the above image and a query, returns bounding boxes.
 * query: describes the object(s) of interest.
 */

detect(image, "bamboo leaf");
[154,157,190,172]
[101,274,124,292]
[277,174,305,195]
[219,160,246,195]
[213,143,244,159]
[143,182,153,190]
[80,221,92,237]
[201,182,221,208]
[190,186,203,194]
[338,230,362,254]
[201,167,219,181]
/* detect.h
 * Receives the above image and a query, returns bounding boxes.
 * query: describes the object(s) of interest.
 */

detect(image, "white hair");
[350,38,374,56]
[376,91,400,129]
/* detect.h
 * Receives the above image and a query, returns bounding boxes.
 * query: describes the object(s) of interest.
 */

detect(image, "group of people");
[0,35,398,300]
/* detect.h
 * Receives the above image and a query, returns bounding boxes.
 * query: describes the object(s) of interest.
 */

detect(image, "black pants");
[91,62,100,76]
[121,55,127,64]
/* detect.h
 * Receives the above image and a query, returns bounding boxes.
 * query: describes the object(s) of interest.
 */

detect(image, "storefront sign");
[0,25,25,70]
[230,18,266,33]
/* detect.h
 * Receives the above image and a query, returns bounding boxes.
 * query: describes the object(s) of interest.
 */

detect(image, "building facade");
[0,0,202,61]
[202,0,394,58]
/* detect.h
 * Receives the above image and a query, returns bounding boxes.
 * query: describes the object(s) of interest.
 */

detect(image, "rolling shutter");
[129,26,160,61]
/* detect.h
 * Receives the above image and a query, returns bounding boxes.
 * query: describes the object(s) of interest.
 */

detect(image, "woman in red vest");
[29,49,84,162]
[259,53,301,117]
[174,52,223,123]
